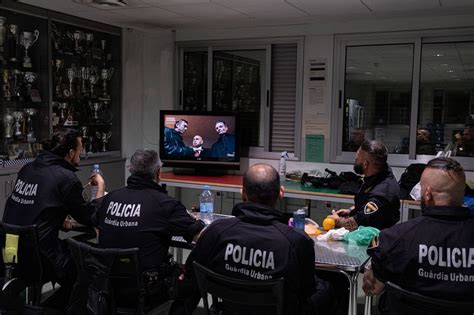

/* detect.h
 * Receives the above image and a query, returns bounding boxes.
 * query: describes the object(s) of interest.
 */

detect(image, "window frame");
[176,37,304,160]
[332,28,474,170]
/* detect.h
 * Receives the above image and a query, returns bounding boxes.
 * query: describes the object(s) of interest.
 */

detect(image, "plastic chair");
[0,223,44,306]
[66,237,146,315]
[384,281,474,315]
[193,261,286,315]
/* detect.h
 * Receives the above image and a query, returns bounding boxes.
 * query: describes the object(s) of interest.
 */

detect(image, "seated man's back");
[365,157,474,305]
[182,164,333,315]
[370,208,474,300]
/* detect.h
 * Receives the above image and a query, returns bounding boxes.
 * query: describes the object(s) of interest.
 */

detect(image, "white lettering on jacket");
[14,179,38,197]
[106,201,141,218]
[224,243,275,270]
[419,244,474,268]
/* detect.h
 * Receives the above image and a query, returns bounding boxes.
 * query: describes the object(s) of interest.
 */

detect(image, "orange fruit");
[322,217,336,230]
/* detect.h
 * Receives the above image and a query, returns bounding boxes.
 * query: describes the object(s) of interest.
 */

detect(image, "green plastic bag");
[343,226,380,246]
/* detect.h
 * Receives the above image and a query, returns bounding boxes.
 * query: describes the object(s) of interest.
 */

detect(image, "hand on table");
[63,215,82,231]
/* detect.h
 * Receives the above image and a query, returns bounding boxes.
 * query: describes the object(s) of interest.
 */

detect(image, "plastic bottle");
[90,164,102,201]
[293,208,306,231]
[278,151,289,182]
[199,185,214,224]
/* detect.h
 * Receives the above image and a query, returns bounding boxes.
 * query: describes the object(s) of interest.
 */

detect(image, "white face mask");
[410,182,422,201]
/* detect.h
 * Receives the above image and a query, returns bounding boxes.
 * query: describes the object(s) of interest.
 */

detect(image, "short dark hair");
[215,120,227,126]
[42,129,81,158]
[360,140,388,170]
[243,164,280,207]
[175,119,188,128]
[426,157,464,173]
[129,149,161,179]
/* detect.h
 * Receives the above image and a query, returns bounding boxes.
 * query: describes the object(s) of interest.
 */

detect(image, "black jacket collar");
[127,174,166,193]
[422,205,471,218]
[231,202,286,225]
[363,169,392,187]
[33,150,78,172]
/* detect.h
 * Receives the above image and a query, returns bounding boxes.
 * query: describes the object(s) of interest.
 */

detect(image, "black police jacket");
[350,169,400,229]
[369,205,474,301]
[186,202,318,312]
[95,174,204,273]
[163,127,193,158]
[3,150,95,270]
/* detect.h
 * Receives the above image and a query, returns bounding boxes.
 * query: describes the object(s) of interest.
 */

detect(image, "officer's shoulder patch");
[364,201,379,215]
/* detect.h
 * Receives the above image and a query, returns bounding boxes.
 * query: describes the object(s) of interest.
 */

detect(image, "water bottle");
[293,208,306,231]
[199,185,214,224]
[90,164,102,201]
[278,151,289,182]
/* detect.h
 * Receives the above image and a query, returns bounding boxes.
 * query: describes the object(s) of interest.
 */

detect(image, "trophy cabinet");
[0,4,121,162]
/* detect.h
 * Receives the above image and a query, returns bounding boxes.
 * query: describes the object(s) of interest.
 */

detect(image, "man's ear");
[240,188,247,201]
[279,186,285,200]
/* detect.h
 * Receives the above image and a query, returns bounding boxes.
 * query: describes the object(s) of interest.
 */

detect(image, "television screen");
[159,111,240,170]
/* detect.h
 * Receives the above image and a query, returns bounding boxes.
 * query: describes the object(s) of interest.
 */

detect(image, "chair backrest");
[193,261,286,315]
[66,238,144,315]
[0,222,43,304]
[385,281,474,315]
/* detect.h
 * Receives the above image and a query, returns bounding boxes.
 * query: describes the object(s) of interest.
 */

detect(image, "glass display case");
[0,6,121,163]
[0,9,49,160]
[50,21,121,156]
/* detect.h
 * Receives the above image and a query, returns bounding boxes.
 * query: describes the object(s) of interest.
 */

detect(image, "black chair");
[66,237,146,315]
[193,261,286,315]
[0,223,44,306]
[384,281,474,315]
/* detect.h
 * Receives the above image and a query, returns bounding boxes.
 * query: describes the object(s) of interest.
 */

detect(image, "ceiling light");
[347,66,356,70]
[364,71,372,75]
[434,53,444,57]
[82,0,128,7]
[440,63,449,67]
[455,78,461,81]
[448,69,455,73]
[379,76,387,79]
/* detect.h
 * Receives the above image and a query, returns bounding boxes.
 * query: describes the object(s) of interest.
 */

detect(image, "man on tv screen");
[163,119,195,158]
[211,120,235,158]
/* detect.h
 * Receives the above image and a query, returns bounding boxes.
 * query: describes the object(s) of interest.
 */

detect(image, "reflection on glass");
[183,51,207,111]
[212,50,263,147]
[343,44,414,153]
[419,42,474,156]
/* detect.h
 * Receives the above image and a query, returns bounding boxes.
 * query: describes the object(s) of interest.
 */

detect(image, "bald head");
[420,157,466,207]
[242,163,281,207]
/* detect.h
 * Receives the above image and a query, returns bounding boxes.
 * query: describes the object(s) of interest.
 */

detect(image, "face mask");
[353,163,364,175]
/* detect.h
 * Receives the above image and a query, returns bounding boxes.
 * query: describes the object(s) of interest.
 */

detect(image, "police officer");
[95,149,205,305]
[363,157,474,307]
[2,128,105,309]
[329,140,400,231]
[177,163,334,314]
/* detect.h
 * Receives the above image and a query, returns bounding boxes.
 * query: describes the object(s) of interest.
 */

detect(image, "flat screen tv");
[159,111,240,171]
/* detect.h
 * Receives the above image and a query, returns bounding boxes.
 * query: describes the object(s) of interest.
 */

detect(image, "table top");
[160,172,354,202]
[312,238,369,272]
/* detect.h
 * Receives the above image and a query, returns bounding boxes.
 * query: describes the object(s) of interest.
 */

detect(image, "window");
[335,32,474,168]
[178,39,302,156]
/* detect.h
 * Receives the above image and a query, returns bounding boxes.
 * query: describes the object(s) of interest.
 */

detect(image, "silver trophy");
[85,33,94,54]
[19,30,39,68]
[8,24,18,62]
[58,102,68,125]
[90,102,102,121]
[0,16,6,60]
[73,30,85,54]
[96,131,112,152]
[100,67,114,100]
[66,66,77,97]
[80,126,89,156]
[12,111,24,137]
[24,108,38,142]
[3,110,14,139]
[2,69,11,100]
[89,72,99,98]
[80,67,90,95]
